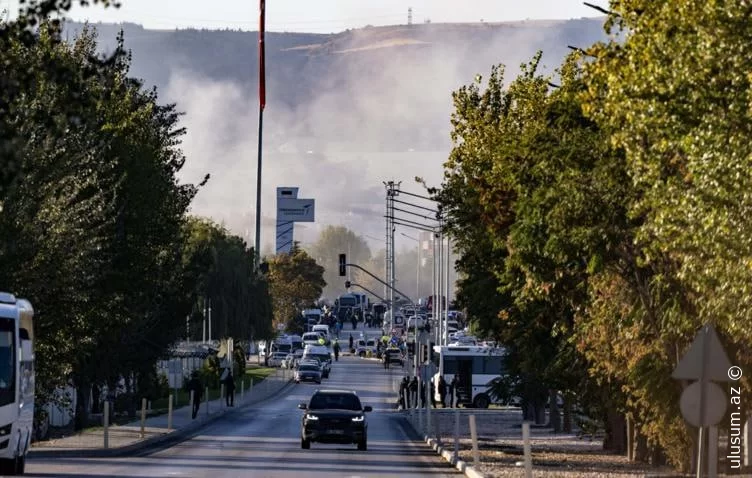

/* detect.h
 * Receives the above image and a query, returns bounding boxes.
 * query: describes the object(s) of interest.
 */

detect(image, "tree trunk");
[635,428,649,463]
[91,384,101,414]
[535,397,546,425]
[127,373,137,418]
[604,409,626,454]
[74,383,91,431]
[548,389,561,432]
[626,414,634,461]
[562,394,572,433]
[522,400,535,422]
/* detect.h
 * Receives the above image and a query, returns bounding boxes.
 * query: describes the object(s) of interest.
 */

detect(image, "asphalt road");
[26,328,458,478]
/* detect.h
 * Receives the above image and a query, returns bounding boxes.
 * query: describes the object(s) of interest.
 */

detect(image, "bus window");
[473,356,502,374]
[0,318,14,406]
[443,356,458,375]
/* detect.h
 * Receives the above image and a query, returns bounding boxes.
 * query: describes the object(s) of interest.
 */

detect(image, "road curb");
[425,436,485,478]
[29,378,296,459]
[402,413,486,478]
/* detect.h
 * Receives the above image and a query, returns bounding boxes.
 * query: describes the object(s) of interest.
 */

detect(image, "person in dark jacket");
[399,376,410,409]
[224,373,235,407]
[409,376,418,408]
[333,340,340,361]
[188,371,203,419]
[349,333,354,352]
[450,374,460,408]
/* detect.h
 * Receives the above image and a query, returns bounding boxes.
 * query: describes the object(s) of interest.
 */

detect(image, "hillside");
[65,19,606,152]
[61,19,608,245]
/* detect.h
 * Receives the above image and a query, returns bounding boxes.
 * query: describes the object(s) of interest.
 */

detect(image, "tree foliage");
[267,244,326,333]
[438,1,752,470]
[307,226,371,300]
[182,217,274,343]
[0,7,275,432]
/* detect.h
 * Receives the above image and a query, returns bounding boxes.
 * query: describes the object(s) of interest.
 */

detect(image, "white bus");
[431,345,504,409]
[0,292,34,475]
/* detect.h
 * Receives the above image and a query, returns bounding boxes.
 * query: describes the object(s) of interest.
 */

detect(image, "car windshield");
[309,393,362,411]
[299,365,318,372]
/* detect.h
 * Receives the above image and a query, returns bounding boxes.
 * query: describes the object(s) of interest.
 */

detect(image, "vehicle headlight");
[305,414,319,420]
[351,415,365,422]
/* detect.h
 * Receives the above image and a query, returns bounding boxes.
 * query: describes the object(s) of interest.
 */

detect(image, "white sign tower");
[276,187,315,254]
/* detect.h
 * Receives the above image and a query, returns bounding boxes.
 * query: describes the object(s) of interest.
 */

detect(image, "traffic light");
[338,253,346,276]
[345,280,351,289]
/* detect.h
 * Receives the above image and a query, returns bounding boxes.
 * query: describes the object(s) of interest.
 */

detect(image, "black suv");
[298,389,372,450]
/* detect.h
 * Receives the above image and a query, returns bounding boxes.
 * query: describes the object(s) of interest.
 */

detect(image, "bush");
[199,356,220,389]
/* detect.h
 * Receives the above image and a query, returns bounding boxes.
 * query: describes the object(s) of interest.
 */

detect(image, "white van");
[311,324,330,339]
[302,332,324,347]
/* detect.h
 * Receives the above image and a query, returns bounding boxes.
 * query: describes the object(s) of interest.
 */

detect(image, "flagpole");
[254,0,266,271]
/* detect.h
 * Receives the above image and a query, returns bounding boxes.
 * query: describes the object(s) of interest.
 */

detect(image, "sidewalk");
[30,368,295,457]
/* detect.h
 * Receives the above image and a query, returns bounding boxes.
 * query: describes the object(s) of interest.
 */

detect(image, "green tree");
[577,1,752,468]
[0,22,207,429]
[268,244,326,333]
[182,217,273,343]
[306,226,371,300]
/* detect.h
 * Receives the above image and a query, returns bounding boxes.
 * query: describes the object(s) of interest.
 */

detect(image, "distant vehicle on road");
[355,339,377,357]
[298,389,372,450]
[302,345,332,378]
[294,364,322,384]
[302,332,325,347]
[384,348,404,367]
[0,292,34,475]
[268,352,289,368]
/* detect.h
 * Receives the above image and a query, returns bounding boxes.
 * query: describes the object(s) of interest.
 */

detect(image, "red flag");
[259,0,266,110]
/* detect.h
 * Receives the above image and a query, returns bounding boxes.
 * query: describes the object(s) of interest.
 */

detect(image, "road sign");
[672,324,733,382]
[277,198,315,222]
[680,381,727,427]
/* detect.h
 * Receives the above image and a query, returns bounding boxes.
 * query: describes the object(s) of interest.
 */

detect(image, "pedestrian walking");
[409,376,418,408]
[225,373,235,407]
[349,333,354,352]
[333,340,340,361]
[188,371,203,419]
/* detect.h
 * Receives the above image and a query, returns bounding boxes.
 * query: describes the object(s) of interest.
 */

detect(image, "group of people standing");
[398,373,462,409]
[186,370,237,419]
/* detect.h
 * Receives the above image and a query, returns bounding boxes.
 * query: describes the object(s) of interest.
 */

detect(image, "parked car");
[268,352,289,367]
[282,353,296,369]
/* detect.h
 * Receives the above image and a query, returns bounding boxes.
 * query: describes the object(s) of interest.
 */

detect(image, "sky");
[3,0,599,33]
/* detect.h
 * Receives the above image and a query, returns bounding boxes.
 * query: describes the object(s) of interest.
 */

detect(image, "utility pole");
[384,181,400,323]
[444,235,450,346]
[408,7,413,25]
